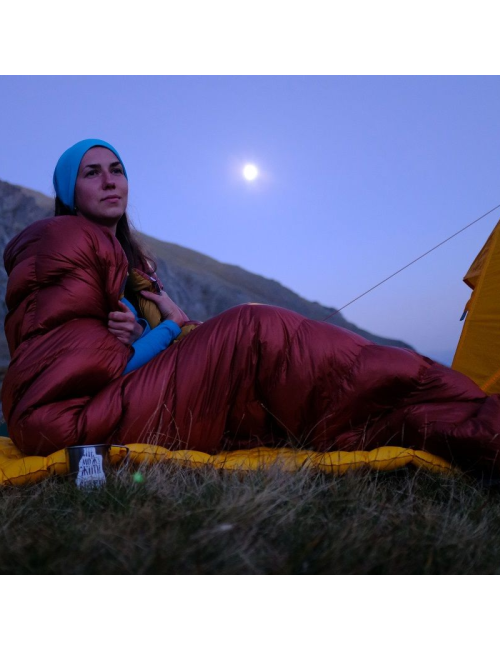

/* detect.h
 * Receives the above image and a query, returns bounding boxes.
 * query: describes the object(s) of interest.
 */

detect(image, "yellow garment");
[0,437,452,487]
[126,269,199,342]
[452,220,500,393]
[127,268,162,328]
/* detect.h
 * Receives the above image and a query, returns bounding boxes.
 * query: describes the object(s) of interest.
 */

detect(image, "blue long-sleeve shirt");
[120,297,181,374]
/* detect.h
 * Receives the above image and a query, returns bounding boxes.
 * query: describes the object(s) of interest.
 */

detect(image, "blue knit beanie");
[53,139,128,211]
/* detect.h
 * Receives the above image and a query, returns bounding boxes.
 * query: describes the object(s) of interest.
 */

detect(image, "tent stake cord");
[322,203,500,323]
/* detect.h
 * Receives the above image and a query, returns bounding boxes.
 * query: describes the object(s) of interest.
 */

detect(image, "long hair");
[54,197,157,310]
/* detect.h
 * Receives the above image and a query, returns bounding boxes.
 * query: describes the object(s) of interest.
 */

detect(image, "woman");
[3,139,500,473]
[54,139,189,374]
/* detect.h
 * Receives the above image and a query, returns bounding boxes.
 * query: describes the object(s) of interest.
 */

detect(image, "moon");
[243,163,259,181]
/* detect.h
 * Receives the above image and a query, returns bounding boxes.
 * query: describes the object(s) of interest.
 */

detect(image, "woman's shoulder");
[4,215,122,274]
[8,214,116,245]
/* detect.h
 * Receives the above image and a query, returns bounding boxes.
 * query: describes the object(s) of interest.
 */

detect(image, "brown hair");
[54,197,157,310]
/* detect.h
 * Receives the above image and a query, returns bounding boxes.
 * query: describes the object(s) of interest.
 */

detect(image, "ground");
[1,462,499,574]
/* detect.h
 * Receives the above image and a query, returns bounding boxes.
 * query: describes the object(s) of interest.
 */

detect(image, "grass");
[2,460,500,574]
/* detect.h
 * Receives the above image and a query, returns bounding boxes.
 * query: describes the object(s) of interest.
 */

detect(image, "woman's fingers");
[108,326,130,336]
[108,327,133,345]
[108,301,135,322]
[108,317,134,328]
[108,323,132,331]
[109,310,135,322]
[108,318,134,332]
[108,310,135,334]
[140,290,160,303]
[139,289,187,327]
[108,302,145,344]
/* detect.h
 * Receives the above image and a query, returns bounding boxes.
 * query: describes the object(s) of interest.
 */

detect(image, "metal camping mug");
[66,444,130,489]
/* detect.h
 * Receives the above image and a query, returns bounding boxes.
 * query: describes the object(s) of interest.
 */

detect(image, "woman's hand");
[108,301,145,345]
[140,289,188,328]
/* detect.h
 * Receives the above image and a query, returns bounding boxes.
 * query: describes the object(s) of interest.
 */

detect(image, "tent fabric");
[0,437,452,487]
[452,220,500,394]
[3,215,500,475]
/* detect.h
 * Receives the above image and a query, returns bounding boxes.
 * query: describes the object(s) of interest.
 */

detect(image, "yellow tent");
[452,220,500,393]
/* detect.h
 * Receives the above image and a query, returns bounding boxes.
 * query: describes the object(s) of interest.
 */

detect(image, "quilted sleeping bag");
[3,215,500,473]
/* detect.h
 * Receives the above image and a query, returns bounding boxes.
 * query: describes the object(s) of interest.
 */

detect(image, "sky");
[1,75,499,364]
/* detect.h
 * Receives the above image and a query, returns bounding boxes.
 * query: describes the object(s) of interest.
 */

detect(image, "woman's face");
[74,146,128,232]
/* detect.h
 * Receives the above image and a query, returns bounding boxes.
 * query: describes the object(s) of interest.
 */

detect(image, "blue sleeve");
[123,319,181,374]
[120,297,181,375]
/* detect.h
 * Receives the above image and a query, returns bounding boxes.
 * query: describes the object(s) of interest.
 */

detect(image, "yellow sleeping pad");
[0,437,453,487]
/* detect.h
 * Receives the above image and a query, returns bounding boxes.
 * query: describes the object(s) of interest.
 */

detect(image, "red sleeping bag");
[3,215,500,473]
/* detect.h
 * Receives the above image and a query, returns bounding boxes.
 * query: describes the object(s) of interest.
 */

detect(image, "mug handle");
[110,444,130,459]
